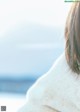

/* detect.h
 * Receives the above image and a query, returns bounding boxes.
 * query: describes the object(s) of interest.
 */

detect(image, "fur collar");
[41,52,80,112]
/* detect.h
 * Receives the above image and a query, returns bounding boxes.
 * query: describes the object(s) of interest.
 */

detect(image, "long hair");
[65,3,80,74]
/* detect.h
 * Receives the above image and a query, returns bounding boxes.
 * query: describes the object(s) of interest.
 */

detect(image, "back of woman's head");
[65,3,80,74]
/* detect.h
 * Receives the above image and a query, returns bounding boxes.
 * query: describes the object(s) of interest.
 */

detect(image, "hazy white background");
[0,0,71,78]
[0,0,70,32]
[0,0,71,111]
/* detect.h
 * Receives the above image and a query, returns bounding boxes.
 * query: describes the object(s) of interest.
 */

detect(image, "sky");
[0,0,71,77]
[0,0,71,36]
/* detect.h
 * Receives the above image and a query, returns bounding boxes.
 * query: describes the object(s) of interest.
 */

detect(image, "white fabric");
[18,52,80,112]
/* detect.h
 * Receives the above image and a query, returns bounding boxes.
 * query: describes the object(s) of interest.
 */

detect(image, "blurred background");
[0,0,71,111]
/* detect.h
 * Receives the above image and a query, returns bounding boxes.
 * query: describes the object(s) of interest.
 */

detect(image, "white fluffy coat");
[18,52,80,112]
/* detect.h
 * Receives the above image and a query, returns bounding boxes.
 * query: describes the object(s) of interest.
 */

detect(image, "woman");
[18,3,80,112]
